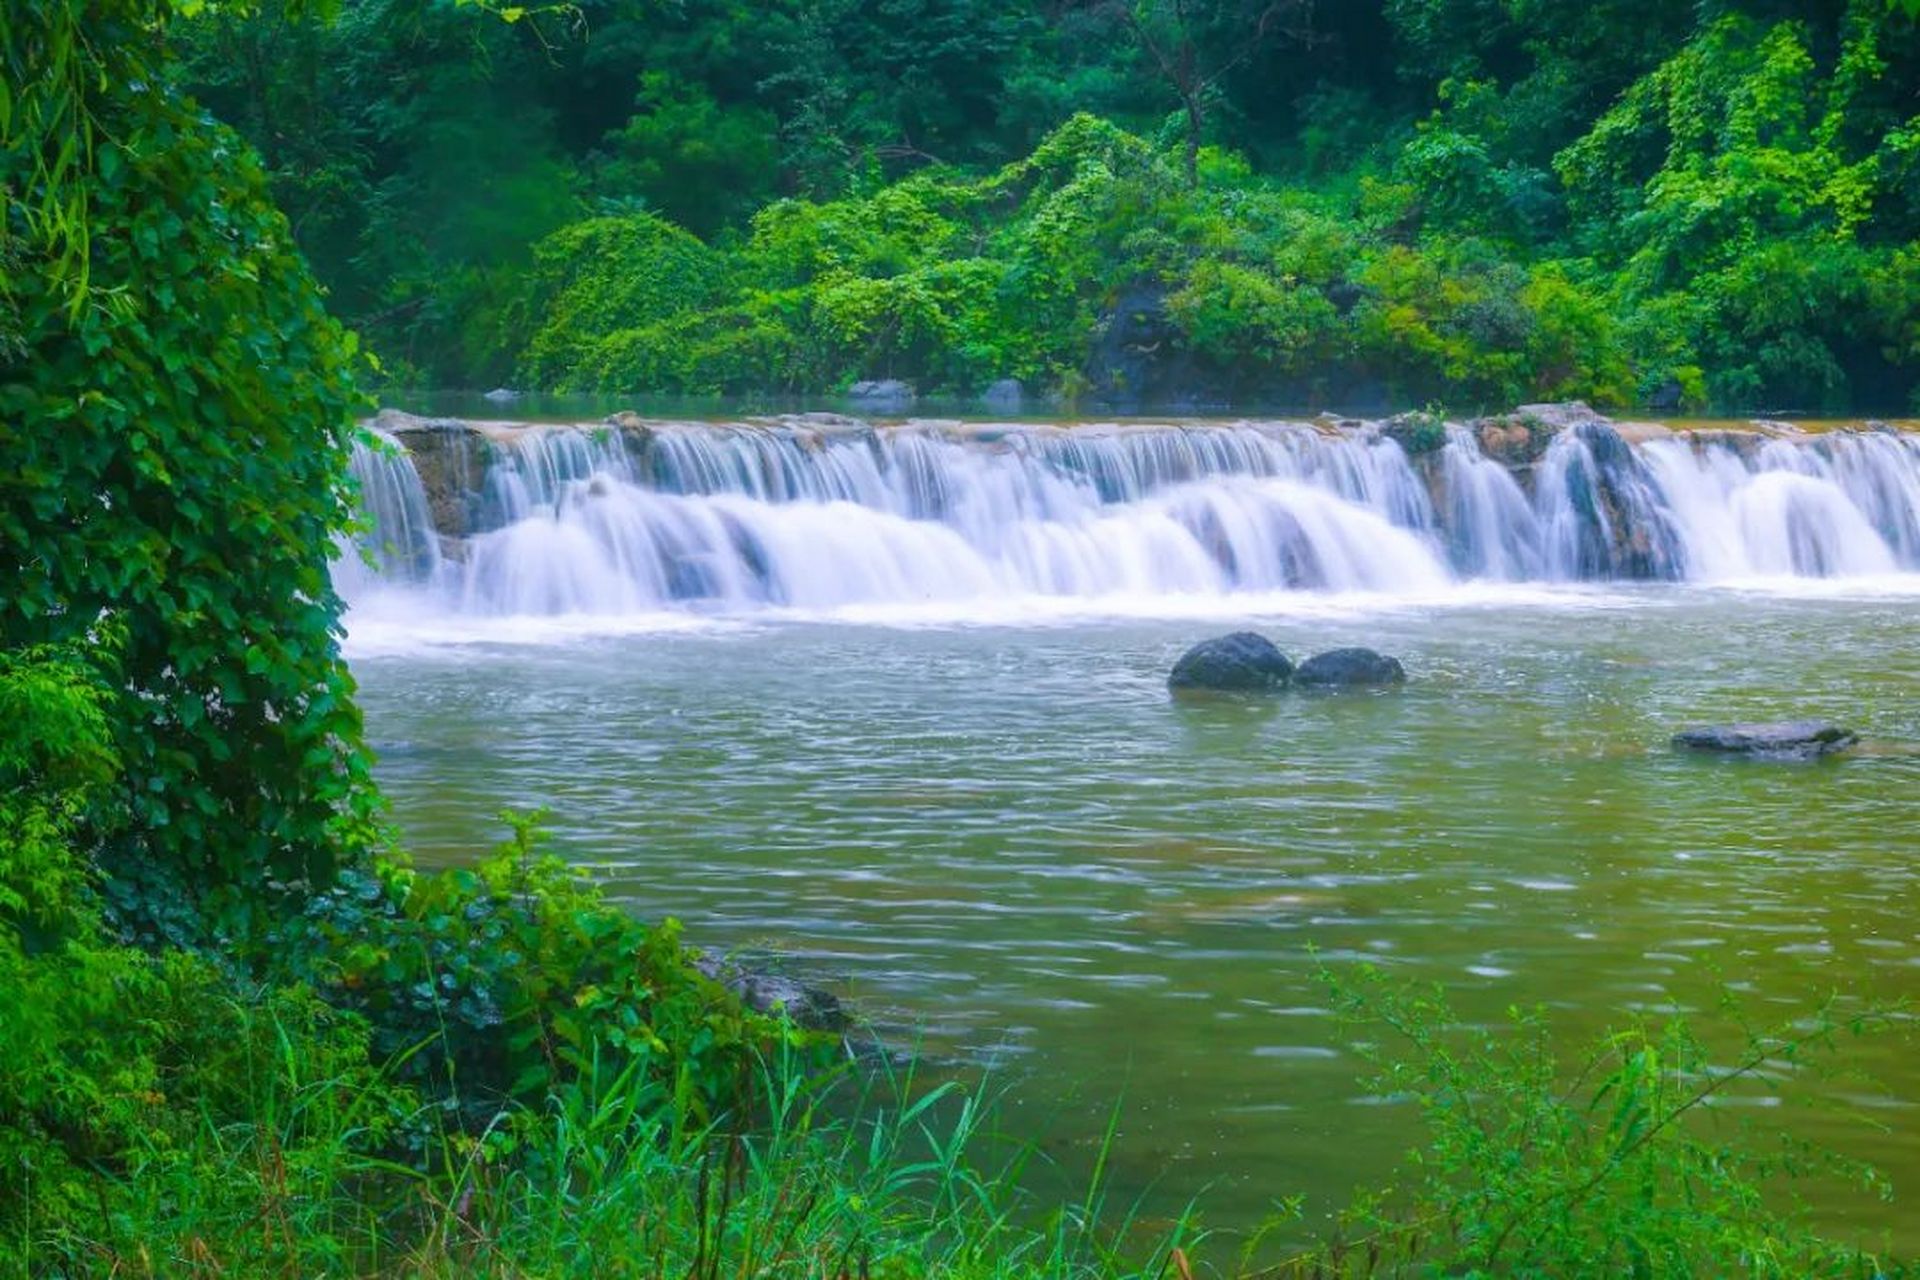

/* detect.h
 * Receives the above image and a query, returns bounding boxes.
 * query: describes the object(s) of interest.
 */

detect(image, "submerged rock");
[1168,632,1294,693]
[1671,721,1857,761]
[482,387,523,404]
[693,955,847,1031]
[1293,647,1406,687]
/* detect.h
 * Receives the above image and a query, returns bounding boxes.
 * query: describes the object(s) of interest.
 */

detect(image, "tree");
[2,0,377,927]
[1085,0,1317,185]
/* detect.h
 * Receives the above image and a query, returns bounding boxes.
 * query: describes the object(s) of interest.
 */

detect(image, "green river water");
[350,584,1920,1251]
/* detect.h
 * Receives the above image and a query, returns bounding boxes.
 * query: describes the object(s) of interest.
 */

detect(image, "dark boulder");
[1294,647,1406,687]
[1168,632,1294,693]
[1672,721,1857,761]
[1083,282,1211,410]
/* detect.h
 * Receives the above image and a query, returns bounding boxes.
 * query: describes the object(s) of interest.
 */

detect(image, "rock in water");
[1294,647,1406,687]
[693,955,847,1031]
[482,387,523,404]
[1672,721,1857,761]
[848,379,915,413]
[1168,632,1294,693]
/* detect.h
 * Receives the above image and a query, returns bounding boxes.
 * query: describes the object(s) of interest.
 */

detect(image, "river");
[342,412,1920,1251]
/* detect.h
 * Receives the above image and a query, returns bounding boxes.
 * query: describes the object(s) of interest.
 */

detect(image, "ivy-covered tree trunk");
[1,0,378,934]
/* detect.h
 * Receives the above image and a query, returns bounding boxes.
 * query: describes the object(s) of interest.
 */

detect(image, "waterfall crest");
[342,417,1920,616]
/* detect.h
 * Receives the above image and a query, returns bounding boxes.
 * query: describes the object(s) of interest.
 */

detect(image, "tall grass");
[400,1037,1201,1279]
[51,1014,1198,1279]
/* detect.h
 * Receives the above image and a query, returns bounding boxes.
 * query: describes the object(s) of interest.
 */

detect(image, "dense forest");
[181,0,1920,411]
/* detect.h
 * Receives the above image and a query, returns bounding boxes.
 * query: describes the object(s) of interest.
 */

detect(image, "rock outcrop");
[372,409,489,538]
[981,378,1025,413]
[848,379,915,413]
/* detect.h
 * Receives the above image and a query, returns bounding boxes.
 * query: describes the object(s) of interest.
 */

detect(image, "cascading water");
[338,429,441,600]
[1533,423,1686,580]
[1439,425,1541,579]
[1642,433,1920,579]
[339,417,1920,617]
[447,423,1460,614]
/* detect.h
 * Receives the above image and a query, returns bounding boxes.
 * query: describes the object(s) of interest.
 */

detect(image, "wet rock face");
[1084,282,1212,410]
[1168,632,1294,693]
[1528,418,1686,582]
[1672,721,1858,761]
[1293,647,1406,687]
[373,409,489,537]
[1572,421,1686,581]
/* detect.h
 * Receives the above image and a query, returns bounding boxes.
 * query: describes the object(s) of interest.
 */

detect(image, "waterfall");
[338,417,1920,618]
[1534,424,1685,580]
[338,428,441,600]
[1641,433,1920,580]
[1440,425,1541,579]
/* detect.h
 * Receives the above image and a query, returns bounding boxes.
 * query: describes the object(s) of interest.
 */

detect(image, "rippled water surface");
[352,586,1920,1249]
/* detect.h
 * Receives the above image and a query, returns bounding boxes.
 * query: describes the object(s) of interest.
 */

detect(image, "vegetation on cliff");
[180,0,1920,411]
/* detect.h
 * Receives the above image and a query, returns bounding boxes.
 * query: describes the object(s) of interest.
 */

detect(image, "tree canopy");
[171,0,1920,412]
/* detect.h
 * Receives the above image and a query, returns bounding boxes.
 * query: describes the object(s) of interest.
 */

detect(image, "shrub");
[1166,258,1341,373]
[266,813,800,1124]
[517,213,731,388]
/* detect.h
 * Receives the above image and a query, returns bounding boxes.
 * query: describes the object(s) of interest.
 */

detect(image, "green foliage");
[0,645,115,941]
[1166,258,1341,373]
[518,213,731,388]
[2,0,378,922]
[270,812,796,1121]
[593,71,780,237]
[160,0,1920,410]
[1266,965,1905,1278]
[0,646,402,1274]
[1351,243,1633,409]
